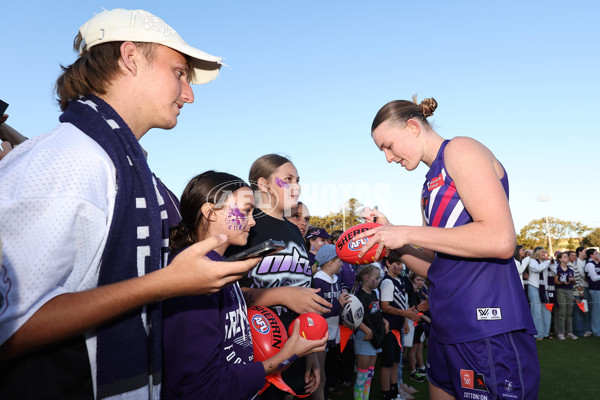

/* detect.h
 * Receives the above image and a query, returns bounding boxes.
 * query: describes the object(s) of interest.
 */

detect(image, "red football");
[248,306,288,362]
[288,312,328,340]
[335,222,383,265]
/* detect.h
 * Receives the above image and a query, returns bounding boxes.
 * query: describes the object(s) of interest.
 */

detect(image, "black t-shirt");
[226,208,312,322]
[356,289,386,349]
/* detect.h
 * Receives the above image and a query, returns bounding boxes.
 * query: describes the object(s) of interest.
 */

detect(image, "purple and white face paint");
[226,203,246,231]
[275,177,289,189]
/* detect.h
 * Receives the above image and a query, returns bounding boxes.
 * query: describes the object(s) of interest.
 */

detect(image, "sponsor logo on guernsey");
[476,307,502,321]
[460,369,488,392]
[427,173,444,192]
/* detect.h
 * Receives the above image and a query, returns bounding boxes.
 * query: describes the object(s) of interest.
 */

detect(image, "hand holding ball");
[248,306,288,362]
[288,313,328,340]
[335,222,383,265]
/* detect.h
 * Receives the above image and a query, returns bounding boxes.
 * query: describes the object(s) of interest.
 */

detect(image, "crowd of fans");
[515,245,600,341]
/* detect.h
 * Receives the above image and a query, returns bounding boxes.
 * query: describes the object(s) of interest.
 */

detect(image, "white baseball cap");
[78,9,223,84]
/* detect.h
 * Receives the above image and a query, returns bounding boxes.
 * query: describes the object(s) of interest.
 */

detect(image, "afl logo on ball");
[251,314,270,334]
[348,238,368,251]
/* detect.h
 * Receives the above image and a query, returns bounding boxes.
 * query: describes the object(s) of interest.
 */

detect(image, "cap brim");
[163,40,223,85]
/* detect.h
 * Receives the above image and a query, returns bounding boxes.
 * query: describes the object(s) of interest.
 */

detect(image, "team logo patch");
[251,314,270,334]
[476,307,502,321]
[460,369,488,392]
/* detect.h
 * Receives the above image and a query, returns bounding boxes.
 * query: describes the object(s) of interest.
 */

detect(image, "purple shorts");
[427,330,539,400]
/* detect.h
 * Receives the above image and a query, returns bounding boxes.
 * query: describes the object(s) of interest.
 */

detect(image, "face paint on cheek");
[226,204,246,231]
[275,177,289,189]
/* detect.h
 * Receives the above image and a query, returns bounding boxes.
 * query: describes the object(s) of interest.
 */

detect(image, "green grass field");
[329,336,600,399]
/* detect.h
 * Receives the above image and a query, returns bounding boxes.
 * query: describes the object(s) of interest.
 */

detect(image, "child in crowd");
[379,254,420,400]
[225,154,332,398]
[408,273,432,383]
[306,227,331,267]
[287,200,311,238]
[311,244,350,400]
[353,265,389,400]
[553,252,577,340]
[163,171,327,399]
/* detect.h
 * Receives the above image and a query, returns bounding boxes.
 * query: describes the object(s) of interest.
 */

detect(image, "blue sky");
[2,1,599,233]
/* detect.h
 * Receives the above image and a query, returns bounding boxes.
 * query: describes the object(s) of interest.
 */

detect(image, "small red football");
[248,306,288,362]
[288,312,328,340]
[335,222,383,265]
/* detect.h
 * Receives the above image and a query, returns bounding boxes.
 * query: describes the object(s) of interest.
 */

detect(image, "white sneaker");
[395,394,407,400]
[401,383,419,394]
[556,333,566,340]
[398,388,415,399]
[566,333,578,340]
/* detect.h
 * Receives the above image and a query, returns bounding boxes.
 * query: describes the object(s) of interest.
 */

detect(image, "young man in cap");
[0,9,258,399]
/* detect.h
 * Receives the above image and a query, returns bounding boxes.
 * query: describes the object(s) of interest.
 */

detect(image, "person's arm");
[241,286,332,314]
[528,259,550,273]
[585,263,600,282]
[0,140,13,160]
[0,121,28,146]
[554,274,561,285]
[357,322,373,340]
[355,138,517,260]
[516,257,530,275]
[380,301,420,322]
[0,235,260,360]
[263,321,327,376]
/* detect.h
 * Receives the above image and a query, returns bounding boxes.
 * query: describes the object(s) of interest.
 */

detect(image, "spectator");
[306,227,331,267]
[0,9,273,399]
[163,171,326,399]
[352,264,388,400]
[287,200,311,238]
[573,247,592,336]
[225,154,332,398]
[514,244,531,289]
[528,247,553,340]
[310,244,350,400]
[379,254,420,400]
[553,252,577,340]
[584,248,600,337]
[408,272,431,387]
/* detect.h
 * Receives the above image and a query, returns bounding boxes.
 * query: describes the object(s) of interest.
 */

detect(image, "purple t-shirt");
[163,250,264,399]
[555,266,575,290]
[421,140,536,344]
[311,270,343,319]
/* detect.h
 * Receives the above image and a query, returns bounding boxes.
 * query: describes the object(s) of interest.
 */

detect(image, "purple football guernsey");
[422,140,536,344]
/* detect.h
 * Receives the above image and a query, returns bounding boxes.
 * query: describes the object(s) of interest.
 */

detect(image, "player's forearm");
[404,222,515,260]
[0,270,169,360]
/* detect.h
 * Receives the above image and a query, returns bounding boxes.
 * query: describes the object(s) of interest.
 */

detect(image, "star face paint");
[226,204,246,231]
[275,177,289,189]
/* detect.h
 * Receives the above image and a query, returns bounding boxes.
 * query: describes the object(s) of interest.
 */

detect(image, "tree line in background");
[309,198,600,250]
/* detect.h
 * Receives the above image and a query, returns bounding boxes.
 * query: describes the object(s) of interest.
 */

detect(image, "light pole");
[537,195,553,255]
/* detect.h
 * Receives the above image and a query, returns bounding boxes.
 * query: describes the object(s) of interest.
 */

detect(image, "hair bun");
[419,97,438,118]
